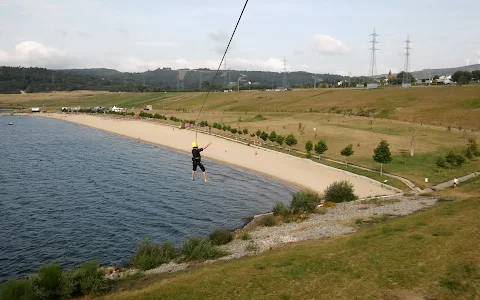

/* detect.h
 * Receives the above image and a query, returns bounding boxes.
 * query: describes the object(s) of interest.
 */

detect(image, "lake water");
[0,116,295,282]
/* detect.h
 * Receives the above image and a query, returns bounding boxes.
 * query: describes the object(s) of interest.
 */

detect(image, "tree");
[260,131,269,141]
[433,75,440,80]
[305,140,313,153]
[269,131,277,142]
[255,129,261,137]
[373,140,392,176]
[472,70,480,81]
[276,135,284,145]
[436,156,447,169]
[314,140,328,157]
[457,75,469,85]
[396,71,416,83]
[285,134,297,147]
[340,144,354,167]
[451,71,472,83]
[242,128,248,135]
[445,151,456,169]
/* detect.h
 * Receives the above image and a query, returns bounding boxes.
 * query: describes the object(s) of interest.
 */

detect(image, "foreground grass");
[99,179,480,300]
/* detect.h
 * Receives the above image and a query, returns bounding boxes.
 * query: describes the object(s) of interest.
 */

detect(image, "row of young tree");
[436,138,479,169]
[248,129,393,175]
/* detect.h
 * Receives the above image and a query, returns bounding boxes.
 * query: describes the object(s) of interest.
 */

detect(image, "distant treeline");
[0,66,374,94]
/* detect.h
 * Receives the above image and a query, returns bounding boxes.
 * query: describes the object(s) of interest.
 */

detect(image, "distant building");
[31,107,40,112]
[145,105,153,110]
[356,84,365,88]
[111,106,125,112]
[366,83,379,89]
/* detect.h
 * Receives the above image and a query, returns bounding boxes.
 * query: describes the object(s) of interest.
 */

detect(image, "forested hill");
[0,66,369,94]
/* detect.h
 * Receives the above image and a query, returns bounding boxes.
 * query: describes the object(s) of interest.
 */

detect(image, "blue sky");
[0,0,479,75]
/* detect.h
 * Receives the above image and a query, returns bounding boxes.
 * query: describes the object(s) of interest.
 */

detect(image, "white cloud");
[77,31,90,37]
[0,41,74,68]
[312,34,350,55]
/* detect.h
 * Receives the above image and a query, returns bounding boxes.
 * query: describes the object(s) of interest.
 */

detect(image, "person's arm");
[203,142,212,150]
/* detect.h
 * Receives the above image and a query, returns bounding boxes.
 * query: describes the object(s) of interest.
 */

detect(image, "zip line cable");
[194,0,249,142]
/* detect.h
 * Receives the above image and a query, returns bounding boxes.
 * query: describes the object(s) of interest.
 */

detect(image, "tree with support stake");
[341,144,354,167]
[373,140,392,176]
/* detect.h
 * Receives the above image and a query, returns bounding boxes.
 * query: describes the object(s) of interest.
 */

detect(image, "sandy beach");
[41,113,396,198]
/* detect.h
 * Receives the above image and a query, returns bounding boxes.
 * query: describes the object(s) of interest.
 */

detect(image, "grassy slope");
[100,178,480,300]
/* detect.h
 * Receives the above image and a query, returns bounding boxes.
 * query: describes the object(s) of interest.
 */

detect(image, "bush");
[436,156,447,168]
[455,154,466,166]
[465,148,474,160]
[240,232,251,240]
[74,261,109,296]
[208,229,233,246]
[180,238,226,261]
[260,131,269,141]
[445,151,456,167]
[0,279,36,300]
[290,190,322,214]
[272,202,290,217]
[268,131,277,142]
[131,238,177,271]
[31,263,63,300]
[285,134,297,146]
[276,135,284,145]
[324,181,358,203]
[257,215,276,227]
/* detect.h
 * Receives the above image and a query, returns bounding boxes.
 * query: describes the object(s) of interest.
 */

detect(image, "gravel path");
[108,195,437,279]
[220,196,437,260]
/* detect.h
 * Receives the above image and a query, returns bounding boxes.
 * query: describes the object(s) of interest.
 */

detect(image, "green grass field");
[99,177,480,300]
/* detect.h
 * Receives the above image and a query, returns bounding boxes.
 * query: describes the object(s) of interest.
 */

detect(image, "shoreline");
[34,113,396,198]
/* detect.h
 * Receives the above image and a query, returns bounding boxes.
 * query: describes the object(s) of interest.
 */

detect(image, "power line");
[194,0,249,128]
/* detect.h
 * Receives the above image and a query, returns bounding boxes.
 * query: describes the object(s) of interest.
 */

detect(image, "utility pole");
[368,28,380,77]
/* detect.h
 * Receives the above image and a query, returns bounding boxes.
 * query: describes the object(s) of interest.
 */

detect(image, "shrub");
[445,151,456,167]
[465,147,474,160]
[0,279,36,300]
[455,154,466,166]
[305,140,313,153]
[268,131,277,142]
[272,202,290,217]
[208,229,233,246]
[242,128,249,135]
[260,131,269,141]
[324,181,358,203]
[257,215,276,227]
[291,190,322,214]
[74,261,109,296]
[131,238,177,271]
[240,232,251,240]
[436,156,447,168]
[285,134,297,146]
[276,135,285,145]
[230,128,238,134]
[255,129,261,137]
[314,140,328,155]
[31,263,63,300]
[180,238,226,261]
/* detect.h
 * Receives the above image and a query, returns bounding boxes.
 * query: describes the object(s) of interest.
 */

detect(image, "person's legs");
[192,162,197,180]
[199,163,207,182]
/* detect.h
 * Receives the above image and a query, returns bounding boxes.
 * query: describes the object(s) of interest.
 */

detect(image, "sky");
[0,0,479,76]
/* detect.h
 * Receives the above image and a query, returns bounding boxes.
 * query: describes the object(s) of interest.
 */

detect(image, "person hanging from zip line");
[191,141,212,182]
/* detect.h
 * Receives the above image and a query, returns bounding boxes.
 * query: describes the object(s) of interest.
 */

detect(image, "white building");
[31,107,40,112]
[111,106,125,113]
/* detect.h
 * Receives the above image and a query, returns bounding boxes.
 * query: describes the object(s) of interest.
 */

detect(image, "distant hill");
[0,66,371,94]
[380,64,480,79]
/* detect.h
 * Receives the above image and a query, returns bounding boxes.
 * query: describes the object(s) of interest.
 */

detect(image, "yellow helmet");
[192,141,198,148]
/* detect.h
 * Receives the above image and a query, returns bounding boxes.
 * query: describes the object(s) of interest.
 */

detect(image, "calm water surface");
[0,116,295,282]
